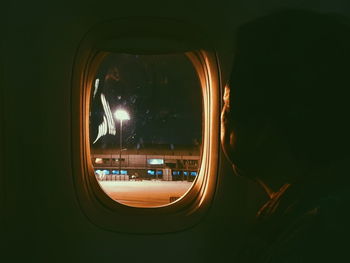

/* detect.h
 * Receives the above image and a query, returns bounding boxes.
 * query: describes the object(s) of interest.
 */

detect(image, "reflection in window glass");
[90,53,202,207]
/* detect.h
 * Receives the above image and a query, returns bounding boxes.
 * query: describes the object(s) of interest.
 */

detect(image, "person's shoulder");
[253,181,350,262]
[271,187,350,262]
[316,187,350,235]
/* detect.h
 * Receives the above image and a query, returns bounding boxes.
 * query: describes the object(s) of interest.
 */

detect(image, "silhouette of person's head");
[221,10,350,191]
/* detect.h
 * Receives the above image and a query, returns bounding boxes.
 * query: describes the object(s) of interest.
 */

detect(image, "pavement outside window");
[99,180,193,207]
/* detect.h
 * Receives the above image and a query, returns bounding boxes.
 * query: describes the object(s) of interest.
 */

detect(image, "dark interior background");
[2,0,350,262]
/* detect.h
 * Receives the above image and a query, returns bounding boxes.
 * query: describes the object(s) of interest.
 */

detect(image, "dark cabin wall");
[2,0,349,262]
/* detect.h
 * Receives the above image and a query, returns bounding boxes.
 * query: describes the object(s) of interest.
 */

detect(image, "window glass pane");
[89,53,202,207]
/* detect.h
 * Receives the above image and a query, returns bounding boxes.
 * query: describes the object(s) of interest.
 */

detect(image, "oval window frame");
[71,18,221,233]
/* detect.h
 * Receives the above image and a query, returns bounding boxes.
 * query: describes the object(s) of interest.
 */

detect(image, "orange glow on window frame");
[71,18,221,233]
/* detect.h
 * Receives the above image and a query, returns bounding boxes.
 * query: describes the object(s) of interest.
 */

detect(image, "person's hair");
[228,9,350,164]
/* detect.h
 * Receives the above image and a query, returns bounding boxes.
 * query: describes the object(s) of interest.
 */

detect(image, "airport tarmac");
[98,180,193,207]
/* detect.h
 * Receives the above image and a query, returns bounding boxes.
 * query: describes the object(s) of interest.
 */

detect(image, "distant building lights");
[95,158,103,164]
[147,159,164,165]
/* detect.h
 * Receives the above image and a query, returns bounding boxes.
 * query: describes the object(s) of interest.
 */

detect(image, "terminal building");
[91,144,201,181]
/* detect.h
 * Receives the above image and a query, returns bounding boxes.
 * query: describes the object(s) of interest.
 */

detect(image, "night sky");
[90,53,202,150]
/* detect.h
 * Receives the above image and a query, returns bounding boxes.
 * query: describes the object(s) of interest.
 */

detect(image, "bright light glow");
[95,169,110,175]
[95,158,103,164]
[114,109,130,121]
[147,159,164,165]
[147,170,155,175]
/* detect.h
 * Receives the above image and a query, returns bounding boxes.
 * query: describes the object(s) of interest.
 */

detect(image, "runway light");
[114,109,130,121]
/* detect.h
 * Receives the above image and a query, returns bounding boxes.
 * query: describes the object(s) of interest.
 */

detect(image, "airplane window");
[89,53,202,208]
